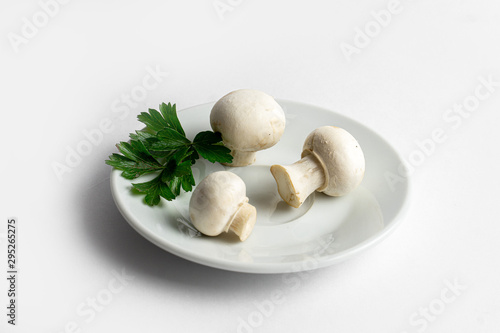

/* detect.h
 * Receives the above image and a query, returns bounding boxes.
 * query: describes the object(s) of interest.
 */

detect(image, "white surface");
[1,0,500,332]
[110,101,409,273]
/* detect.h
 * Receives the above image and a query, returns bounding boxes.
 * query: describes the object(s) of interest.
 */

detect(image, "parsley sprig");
[105,102,232,206]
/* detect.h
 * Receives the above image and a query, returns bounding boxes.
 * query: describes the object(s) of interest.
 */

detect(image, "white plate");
[110,100,410,274]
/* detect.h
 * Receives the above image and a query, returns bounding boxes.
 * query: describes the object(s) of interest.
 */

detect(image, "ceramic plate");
[110,100,410,274]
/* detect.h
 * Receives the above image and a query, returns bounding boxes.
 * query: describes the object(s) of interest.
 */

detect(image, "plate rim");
[109,100,412,274]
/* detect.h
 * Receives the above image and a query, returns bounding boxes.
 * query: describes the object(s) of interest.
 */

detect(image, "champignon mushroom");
[210,89,286,166]
[270,126,365,208]
[189,171,257,241]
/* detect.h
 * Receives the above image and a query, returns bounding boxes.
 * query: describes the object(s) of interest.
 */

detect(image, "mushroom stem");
[270,154,326,208]
[229,203,257,241]
[223,150,257,167]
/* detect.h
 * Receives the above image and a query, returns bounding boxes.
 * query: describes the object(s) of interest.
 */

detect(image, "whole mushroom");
[189,171,257,241]
[270,126,365,208]
[210,89,286,166]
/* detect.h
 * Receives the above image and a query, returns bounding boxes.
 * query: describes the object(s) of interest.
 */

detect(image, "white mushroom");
[189,171,257,241]
[270,126,365,208]
[210,89,286,166]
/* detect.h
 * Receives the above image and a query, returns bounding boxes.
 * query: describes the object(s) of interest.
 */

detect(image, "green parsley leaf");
[159,102,185,136]
[193,131,233,164]
[149,128,190,151]
[129,130,156,142]
[181,171,195,192]
[105,102,233,206]
[137,102,185,136]
[170,176,182,197]
[193,131,224,144]
[105,140,163,179]
[132,171,176,205]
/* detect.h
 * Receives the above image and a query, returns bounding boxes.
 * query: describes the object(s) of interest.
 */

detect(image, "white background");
[2,0,500,332]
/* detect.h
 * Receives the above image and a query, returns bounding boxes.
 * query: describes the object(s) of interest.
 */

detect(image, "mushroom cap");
[210,89,286,153]
[301,126,365,196]
[189,171,249,236]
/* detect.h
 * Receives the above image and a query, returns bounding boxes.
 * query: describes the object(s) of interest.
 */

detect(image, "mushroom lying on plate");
[270,126,365,208]
[189,171,257,241]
